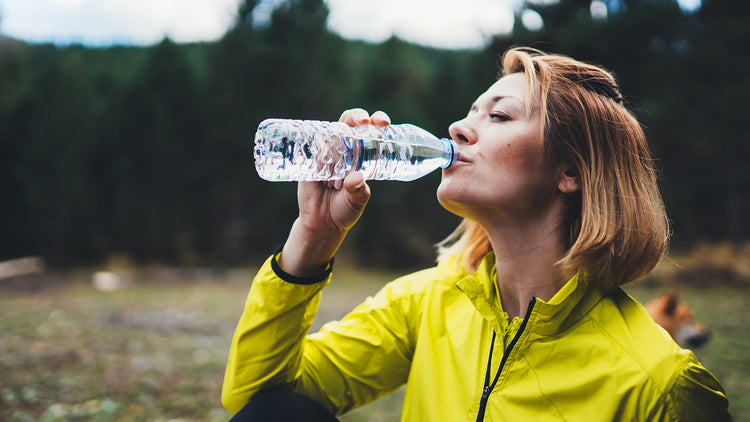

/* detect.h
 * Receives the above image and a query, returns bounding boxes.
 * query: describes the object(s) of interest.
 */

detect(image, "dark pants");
[229,390,340,422]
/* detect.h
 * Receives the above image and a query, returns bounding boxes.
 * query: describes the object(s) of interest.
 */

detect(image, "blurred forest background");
[1,0,748,271]
[1,0,749,421]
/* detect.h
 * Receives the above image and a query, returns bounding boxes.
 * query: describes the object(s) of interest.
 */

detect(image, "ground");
[0,254,748,421]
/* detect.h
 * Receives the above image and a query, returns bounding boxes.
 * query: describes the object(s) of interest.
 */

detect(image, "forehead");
[475,72,538,111]
[486,73,527,97]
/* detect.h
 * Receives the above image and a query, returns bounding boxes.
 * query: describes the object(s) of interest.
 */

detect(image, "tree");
[98,39,210,263]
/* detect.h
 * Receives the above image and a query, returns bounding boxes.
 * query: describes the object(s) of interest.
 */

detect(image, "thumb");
[343,171,370,211]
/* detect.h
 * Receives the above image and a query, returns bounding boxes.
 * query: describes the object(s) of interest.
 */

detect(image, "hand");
[341,108,392,128]
[278,109,390,277]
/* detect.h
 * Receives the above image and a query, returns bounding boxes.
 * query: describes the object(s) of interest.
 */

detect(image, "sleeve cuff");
[270,245,334,285]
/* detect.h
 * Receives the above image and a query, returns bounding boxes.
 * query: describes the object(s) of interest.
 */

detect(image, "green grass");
[0,270,251,422]
[0,266,747,421]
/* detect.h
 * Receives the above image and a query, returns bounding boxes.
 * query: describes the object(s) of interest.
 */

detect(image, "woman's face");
[437,73,562,225]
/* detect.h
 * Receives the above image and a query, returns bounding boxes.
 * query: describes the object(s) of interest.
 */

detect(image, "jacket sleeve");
[659,359,730,421]
[221,253,415,415]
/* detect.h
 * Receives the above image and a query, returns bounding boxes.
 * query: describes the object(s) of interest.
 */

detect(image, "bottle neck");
[440,138,459,168]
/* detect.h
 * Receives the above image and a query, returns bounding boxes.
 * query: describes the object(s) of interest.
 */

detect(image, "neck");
[483,208,573,320]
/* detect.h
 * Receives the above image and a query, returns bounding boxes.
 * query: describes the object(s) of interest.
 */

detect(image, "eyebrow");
[471,95,524,112]
[492,95,524,107]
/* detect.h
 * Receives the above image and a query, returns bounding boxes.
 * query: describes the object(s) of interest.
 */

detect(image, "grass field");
[1,252,748,421]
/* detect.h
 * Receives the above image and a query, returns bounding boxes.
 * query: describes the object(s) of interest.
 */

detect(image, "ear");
[557,165,580,194]
[664,292,679,316]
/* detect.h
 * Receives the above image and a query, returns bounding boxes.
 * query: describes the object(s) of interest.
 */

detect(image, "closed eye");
[490,113,510,121]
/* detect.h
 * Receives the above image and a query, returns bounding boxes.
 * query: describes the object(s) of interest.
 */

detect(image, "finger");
[343,172,370,210]
[339,108,370,127]
[370,111,391,127]
[320,179,343,190]
[299,180,319,191]
[297,180,322,205]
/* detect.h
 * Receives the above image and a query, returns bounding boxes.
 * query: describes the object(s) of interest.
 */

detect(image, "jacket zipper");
[475,298,536,422]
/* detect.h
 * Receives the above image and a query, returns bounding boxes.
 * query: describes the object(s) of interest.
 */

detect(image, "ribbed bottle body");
[253,119,457,182]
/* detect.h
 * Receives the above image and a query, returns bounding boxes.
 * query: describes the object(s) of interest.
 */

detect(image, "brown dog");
[645,291,711,348]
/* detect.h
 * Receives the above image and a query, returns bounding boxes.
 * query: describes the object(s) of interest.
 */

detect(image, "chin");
[437,184,470,218]
[438,174,471,201]
[436,180,452,206]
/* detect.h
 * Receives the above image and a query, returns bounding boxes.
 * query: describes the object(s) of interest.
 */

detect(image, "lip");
[455,153,471,163]
[446,157,470,171]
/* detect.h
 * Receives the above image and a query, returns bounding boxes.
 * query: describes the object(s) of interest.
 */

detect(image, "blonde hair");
[437,47,669,289]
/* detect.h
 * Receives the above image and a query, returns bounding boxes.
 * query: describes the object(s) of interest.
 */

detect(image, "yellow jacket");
[223,252,729,421]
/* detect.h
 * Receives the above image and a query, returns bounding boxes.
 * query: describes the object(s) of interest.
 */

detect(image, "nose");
[448,117,476,145]
[685,330,711,348]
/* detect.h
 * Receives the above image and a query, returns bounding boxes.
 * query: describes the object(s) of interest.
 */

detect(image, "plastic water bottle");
[253,118,458,182]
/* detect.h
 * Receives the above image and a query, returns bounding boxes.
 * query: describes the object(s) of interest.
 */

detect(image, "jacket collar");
[455,253,606,336]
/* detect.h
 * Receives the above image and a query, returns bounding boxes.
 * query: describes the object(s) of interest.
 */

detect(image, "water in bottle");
[253,119,458,182]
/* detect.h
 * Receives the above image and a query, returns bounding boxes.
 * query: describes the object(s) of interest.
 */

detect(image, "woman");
[222,48,729,421]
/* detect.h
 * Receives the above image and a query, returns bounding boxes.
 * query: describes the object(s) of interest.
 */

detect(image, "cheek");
[506,141,543,166]
[491,141,547,178]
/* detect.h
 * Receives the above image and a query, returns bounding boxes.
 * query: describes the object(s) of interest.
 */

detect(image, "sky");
[0,0,532,49]
[0,0,702,50]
